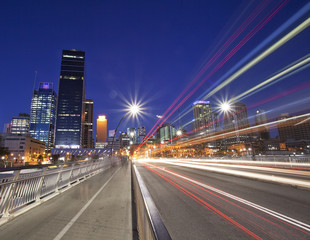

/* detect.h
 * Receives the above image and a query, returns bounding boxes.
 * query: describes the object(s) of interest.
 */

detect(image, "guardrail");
[0,157,120,224]
[132,163,172,240]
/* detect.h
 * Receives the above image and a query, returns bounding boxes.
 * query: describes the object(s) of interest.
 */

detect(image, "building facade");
[0,133,45,163]
[192,101,219,133]
[82,99,94,148]
[156,123,176,143]
[137,126,146,143]
[277,113,310,141]
[96,115,107,143]
[10,113,30,135]
[29,82,57,151]
[55,49,85,148]
[254,109,270,140]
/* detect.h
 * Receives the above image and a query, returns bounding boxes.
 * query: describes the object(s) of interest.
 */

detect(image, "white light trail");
[142,161,310,232]
[202,17,310,101]
[230,55,310,103]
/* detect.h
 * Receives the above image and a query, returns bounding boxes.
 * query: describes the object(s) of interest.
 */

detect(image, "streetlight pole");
[110,104,140,157]
[110,113,127,157]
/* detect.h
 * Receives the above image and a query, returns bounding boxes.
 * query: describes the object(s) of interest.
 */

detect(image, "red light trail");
[138,0,289,151]
[140,162,310,239]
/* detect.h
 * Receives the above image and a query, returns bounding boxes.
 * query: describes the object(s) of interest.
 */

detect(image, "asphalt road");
[135,160,310,240]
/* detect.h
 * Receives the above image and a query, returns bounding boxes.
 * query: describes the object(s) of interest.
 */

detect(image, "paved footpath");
[0,162,133,240]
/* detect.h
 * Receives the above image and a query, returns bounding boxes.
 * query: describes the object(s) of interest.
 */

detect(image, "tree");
[0,146,9,157]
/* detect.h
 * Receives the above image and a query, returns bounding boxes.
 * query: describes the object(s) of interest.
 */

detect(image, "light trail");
[142,159,310,189]
[230,55,310,103]
[175,57,310,131]
[171,2,310,126]
[138,1,286,150]
[153,113,310,151]
[142,163,264,239]
[142,161,310,233]
[145,159,310,177]
[140,0,271,144]
[202,17,310,100]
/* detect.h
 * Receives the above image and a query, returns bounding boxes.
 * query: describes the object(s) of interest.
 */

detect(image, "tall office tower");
[137,126,146,143]
[11,113,30,135]
[156,123,176,143]
[82,99,94,148]
[127,128,137,144]
[29,82,57,150]
[223,102,249,131]
[277,113,310,141]
[255,109,270,140]
[96,115,107,143]
[193,101,213,131]
[55,49,85,148]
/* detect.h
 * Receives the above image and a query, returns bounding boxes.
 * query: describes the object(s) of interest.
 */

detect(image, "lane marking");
[143,164,263,239]
[145,162,310,233]
[53,167,120,240]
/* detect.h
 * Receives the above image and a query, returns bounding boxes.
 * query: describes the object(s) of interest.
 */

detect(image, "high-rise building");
[255,109,270,140]
[156,123,176,143]
[10,113,30,135]
[127,128,137,144]
[137,126,146,143]
[96,115,107,143]
[82,99,94,148]
[55,49,85,148]
[29,82,57,151]
[277,113,310,141]
[192,101,219,133]
[193,101,212,130]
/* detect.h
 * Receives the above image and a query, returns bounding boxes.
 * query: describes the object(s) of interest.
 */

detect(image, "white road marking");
[53,167,120,240]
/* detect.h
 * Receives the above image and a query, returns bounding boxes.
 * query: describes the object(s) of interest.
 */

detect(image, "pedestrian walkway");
[0,162,133,240]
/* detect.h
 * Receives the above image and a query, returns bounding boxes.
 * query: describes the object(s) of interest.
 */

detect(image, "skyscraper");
[255,109,270,140]
[137,126,146,143]
[55,50,85,148]
[96,115,107,143]
[29,82,57,150]
[156,123,176,143]
[192,101,219,133]
[10,113,30,135]
[82,99,94,148]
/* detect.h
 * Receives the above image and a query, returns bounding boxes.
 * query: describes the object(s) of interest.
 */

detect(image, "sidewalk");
[0,162,133,240]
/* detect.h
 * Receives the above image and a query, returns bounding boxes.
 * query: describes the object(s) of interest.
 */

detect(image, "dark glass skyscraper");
[55,50,85,148]
[30,82,57,150]
[82,99,94,148]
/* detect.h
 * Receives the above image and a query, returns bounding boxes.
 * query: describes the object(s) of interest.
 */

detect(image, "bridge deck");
[0,163,133,240]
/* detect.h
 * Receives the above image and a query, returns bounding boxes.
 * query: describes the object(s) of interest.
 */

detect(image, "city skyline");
[1,0,309,137]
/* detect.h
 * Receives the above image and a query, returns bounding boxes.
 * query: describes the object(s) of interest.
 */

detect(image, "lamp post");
[110,104,140,157]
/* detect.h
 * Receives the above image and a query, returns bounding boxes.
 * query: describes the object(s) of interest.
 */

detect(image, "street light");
[176,129,182,136]
[111,104,141,156]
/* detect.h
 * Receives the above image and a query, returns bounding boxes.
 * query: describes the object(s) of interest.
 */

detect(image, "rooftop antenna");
[33,70,38,90]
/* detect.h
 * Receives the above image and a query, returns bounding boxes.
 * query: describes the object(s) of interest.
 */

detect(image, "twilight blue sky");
[1,0,309,136]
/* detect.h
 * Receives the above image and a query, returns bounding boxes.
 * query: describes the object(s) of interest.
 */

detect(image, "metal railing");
[132,162,172,240]
[0,157,120,223]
